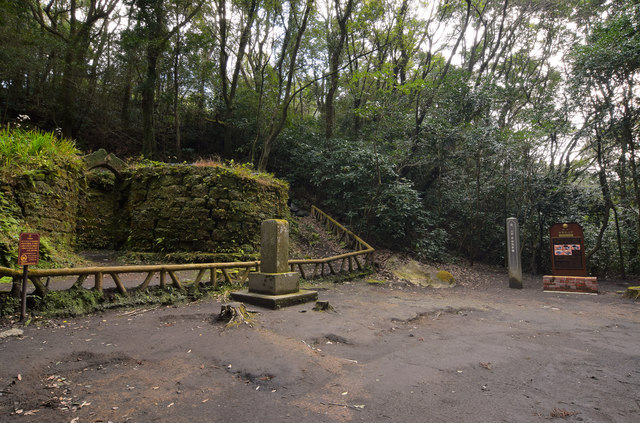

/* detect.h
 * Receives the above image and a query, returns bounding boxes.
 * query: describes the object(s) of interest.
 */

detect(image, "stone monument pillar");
[231,219,317,308]
[248,219,300,295]
[506,217,523,289]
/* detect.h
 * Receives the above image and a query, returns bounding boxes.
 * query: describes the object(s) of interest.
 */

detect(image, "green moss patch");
[0,283,232,319]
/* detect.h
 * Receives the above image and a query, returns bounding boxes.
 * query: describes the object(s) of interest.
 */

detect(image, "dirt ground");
[1,268,639,423]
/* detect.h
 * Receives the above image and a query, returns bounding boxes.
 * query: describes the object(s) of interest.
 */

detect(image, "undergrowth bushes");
[0,128,79,171]
[274,128,447,258]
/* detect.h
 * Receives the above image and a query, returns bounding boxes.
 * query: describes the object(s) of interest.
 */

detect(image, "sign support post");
[17,233,40,323]
[20,265,28,322]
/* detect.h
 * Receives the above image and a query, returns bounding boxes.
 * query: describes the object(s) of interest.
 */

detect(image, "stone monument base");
[543,275,598,294]
[230,289,318,310]
[248,272,299,295]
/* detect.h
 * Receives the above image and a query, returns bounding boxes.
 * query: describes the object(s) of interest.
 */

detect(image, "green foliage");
[415,229,449,263]
[33,287,104,318]
[0,294,20,318]
[275,129,436,251]
[0,128,80,173]
[571,3,640,85]
[0,282,228,318]
[0,192,22,267]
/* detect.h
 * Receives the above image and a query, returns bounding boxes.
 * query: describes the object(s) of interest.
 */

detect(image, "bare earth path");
[1,273,639,422]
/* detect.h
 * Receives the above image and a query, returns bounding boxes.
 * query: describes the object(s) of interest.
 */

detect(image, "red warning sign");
[18,233,40,266]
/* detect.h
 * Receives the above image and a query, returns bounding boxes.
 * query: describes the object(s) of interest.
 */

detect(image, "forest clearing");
[1,267,639,422]
[1,2,639,420]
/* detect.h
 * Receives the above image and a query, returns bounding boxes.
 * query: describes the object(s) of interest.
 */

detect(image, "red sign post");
[549,223,586,277]
[544,223,597,294]
[18,233,40,322]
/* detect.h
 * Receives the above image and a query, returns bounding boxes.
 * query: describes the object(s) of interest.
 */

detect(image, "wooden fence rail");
[0,206,374,297]
[289,206,375,279]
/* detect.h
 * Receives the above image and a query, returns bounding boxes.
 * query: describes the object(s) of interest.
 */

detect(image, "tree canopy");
[1,0,639,275]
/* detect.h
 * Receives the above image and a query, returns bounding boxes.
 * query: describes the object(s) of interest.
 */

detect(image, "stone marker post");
[232,219,317,308]
[258,219,290,273]
[248,219,299,295]
[506,218,523,289]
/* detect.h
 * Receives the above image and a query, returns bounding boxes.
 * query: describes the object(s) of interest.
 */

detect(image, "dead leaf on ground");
[479,362,492,370]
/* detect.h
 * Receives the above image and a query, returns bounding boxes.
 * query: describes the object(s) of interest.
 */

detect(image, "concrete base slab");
[230,289,318,310]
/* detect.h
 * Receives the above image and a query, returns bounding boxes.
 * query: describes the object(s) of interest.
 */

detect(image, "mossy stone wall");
[78,164,289,255]
[5,163,83,246]
[77,171,126,249]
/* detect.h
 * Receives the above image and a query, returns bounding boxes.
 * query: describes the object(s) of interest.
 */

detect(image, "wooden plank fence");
[0,206,374,297]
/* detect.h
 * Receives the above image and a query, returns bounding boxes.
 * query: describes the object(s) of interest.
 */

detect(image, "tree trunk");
[174,31,182,161]
[257,0,314,171]
[59,48,76,139]
[612,205,626,278]
[324,0,353,139]
[587,129,612,261]
[142,46,160,158]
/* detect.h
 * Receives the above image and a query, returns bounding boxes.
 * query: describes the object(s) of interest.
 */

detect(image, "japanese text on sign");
[18,233,40,266]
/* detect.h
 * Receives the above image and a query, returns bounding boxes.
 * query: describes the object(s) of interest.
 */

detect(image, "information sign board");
[18,233,40,266]
[549,223,586,277]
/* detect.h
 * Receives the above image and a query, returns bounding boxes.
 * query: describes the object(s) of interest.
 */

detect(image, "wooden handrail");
[0,261,260,278]
[311,206,374,252]
[0,206,374,295]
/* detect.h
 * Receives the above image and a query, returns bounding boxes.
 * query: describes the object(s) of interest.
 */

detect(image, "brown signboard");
[549,223,586,277]
[18,233,40,266]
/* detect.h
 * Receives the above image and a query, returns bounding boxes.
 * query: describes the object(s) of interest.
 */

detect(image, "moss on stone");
[0,158,85,269]
[436,270,455,285]
[116,164,288,254]
[1,159,288,269]
[625,286,640,299]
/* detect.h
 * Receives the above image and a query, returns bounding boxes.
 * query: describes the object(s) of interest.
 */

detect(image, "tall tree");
[128,0,202,158]
[324,0,353,139]
[27,0,118,138]
[256,0,314,171]
[571,0,640,272]
[212,0,260,156]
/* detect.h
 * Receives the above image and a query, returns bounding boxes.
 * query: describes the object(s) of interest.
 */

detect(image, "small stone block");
[248,272,299,295]
[230,289,318,309]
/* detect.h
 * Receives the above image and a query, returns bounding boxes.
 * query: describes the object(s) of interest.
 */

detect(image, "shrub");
[274,129,436,251]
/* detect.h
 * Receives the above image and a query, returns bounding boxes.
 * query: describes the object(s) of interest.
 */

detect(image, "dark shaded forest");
[1,0,639,275]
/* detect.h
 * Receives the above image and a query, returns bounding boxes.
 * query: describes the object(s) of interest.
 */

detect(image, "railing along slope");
[0,206,374,297]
